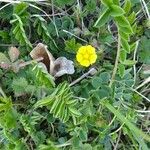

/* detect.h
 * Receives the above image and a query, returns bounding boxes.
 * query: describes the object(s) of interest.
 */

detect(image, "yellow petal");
[78,46,87,54]
[90,54,97,64]
[86,45,96,54]
[76,53,83,62]
[80,60,90,67]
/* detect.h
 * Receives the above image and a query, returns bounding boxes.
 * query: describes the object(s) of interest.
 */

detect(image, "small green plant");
[0,0,150,149]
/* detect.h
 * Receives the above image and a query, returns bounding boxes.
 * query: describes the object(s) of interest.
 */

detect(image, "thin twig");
[31,13,66,17]
[135,110,150,113]
[113,130,121,150]
[51,0,59,37]
[136,76,150,90]
[109,34,121,87]
[63,29,88,43]
[56,142,71,148]
[18,57,43,68]
[69,68,97,86]
[132,40,140,87]
[140,0,150,19]
[114,80,150,103]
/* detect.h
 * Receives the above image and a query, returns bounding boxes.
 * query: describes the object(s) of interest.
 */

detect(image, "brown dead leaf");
[30,43,55,74]
[53,57,75,77]
[8,47,20,62]
[30,43,75,77]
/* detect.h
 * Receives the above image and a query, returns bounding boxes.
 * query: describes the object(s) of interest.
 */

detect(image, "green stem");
[109,34,121,87]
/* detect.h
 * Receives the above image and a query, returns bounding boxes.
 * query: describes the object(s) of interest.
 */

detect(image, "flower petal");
[76,53,83,62]
[90,54,97,64]
[78,46,87,54]
[86,45,96,54]
[80,60,90,67]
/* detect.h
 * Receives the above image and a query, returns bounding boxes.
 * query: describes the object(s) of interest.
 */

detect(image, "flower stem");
[109,34,121,87]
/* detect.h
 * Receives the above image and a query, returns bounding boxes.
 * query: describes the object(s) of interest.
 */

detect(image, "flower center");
[84,54,89,59]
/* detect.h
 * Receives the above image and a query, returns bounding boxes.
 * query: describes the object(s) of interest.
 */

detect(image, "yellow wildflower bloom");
[76,45,97,67]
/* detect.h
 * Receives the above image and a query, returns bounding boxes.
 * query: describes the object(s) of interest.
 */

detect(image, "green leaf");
[119,30,129,40]
[115,16,130,27]
[0,97,12,112]
[103,102,150,148]
[101,0,113,7]
[123,0,131,14]
[34,82,81,124]
[12,77,29,97]
[4,109,17,129]
[0,30,10,41]
[14,2,28,16]
[32,64,55,88]
[139,37,150,64]
[130,42,136,52]
[11,14,32,49]
[128,12,136,24]
[120,49,127,62]
[119,25,133,34]
[69,107,81,117]
[94,9,110,27]
[112,0,119,5]
[0,53,10,64]
[110,5,125,17]
[38,140,59,150]
[121,38,130,53]
[65,38,81,53]
[122,60,137,66]
[118,63,125,78]
[92,77,102,88]
[79,129,87,141]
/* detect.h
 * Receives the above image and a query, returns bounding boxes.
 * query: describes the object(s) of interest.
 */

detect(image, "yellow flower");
[76,45,97,67]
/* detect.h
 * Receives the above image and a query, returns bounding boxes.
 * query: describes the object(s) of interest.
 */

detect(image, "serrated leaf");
[65,38,81,53]
[94,9,110,27]
[12,77,28,97]
[110,5,125,17]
